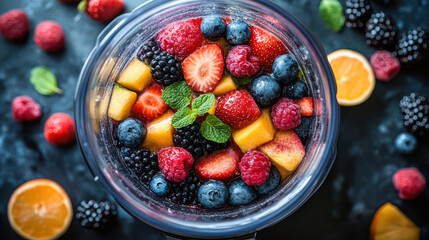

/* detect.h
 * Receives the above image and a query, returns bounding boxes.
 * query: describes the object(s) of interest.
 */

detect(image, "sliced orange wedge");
[328,49,375,106]
[7,179,73,240]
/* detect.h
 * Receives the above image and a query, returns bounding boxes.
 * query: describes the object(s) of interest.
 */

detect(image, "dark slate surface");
[0,0,428,239]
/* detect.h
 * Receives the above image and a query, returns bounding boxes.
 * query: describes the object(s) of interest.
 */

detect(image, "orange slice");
[7,179,73,240]
[327,49,375,106]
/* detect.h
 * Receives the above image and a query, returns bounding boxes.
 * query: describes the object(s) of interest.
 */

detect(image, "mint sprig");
[30,66,63,95]
[172,107,198,129]
[192,93,215,116]
[200,114,231,143]
[161,81,193,109]
[171,93,215,129]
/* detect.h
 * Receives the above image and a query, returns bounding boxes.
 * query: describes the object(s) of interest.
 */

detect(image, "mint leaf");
[225,69,249,86]
[77,0,87,12]
[200,114,231,143]
[172,107,198,129]
[319,0,345,32]
[161,81,193,109]
[192,93,215,116]
[30,66,63,95]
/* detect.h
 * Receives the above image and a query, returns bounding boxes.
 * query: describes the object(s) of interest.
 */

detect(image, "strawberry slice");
[249,26,287,71]
[182,44,225,93]
[195,147,240,183]
[294,97,321,116]
[132,84,168,120]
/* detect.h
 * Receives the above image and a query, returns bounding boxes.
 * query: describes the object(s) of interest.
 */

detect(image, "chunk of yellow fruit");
[142,110,174,152]
[374,227,420,240]
[108,84,137,121]
[117,58,152,92]
[212,75,237,96]
[208,99,216,115]
[232,109,275,153]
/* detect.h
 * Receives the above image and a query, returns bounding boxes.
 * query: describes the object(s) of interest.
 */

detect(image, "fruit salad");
[107,17,317,209]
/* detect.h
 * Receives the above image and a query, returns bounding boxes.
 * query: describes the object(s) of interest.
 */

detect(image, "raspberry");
[158,147,194,182]
[12,96,42,122]
[44,113,75,145]
[157,19,204,58]
[370,51,400,82]
[226,45,260,78]
[0,9,29,41]
[271,98,301,130]
[393,167,426,200]
[34,21,65,52]
[239,150,271,186]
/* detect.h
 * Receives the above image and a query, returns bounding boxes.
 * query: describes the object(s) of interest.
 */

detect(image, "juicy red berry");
[226,45,260,78]
[34,21,65,52]
[215,89,261,129]
[271,98,301,130]
[12,96,42,122]
[85,0,124,22]
[0,9,29,41]
[370,51,401,82]
[158,147,194,182]
[393,167,426,200]
[240,150,271,186]
[44,113,75,145]
[157,19,204,58]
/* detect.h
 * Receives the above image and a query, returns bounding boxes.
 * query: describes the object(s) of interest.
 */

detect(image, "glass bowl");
[74,0,340,238]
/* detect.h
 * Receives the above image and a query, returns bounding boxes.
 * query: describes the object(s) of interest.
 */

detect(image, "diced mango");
[142,110,174,152]
[232,109,275,153]
[117,58,152,92]
[108,84,137,121]
[207,99,216,115]
[212,75,237,95]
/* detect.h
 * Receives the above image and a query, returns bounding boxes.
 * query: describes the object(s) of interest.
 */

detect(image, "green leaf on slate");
[200,114,231,143]
[192,93,215,116]
[319,0,345,32]
[172,107,198,129]
[161,81,193,109]
[30,66,63,95]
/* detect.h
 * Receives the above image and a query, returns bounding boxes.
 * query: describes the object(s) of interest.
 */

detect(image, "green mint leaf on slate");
[225,69,249,86]
[77,0,87,12]
[200,114,232,143]
[30,66,63,95]
[319,0,345,32]
[172,107,198,129]
[192,93,215,116]
[161,81,193,109]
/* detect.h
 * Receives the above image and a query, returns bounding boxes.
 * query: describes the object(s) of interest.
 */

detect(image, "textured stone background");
[0,0,428,239]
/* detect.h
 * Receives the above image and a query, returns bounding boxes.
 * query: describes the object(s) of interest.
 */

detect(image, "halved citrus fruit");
[7,179,73,240]
[327,49,375,106]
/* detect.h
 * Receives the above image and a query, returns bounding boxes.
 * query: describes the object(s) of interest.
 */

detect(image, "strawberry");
[79,0,124,22]
[294,97,321,116]
[215,89,261,129]
[44,113,75,146]
[182,44,225,93]
[249,26,287,71]
[195,147,240,183]
[132,84,168,120]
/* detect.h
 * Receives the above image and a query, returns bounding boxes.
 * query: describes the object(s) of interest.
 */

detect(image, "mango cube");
[232,109,275,153]
[142,110,174,152]
[207,99,216,115]
[117,58,152,92]
[212,75,237,96]
[108,84,137,121]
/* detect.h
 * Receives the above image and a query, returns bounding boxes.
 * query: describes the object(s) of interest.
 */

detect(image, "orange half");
[7,179,73,240]
[328,49,375,106]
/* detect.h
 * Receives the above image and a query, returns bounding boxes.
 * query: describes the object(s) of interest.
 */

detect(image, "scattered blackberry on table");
[365,12,398,49]
[344,0,373,30]
[167,171,202,205]
[393,27,429,65]
[121,147,159,184]
[136,39,162,65]
[76,200,117,231]
[399,93,429,136]
[150,51,184,86]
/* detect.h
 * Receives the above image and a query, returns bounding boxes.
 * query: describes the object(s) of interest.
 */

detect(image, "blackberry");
[121,147,158,184]
[173,122,229,159]
[344,0,373,30]
[393,27,429,65]
[365,12,398,49]
[136,39,162,65]
[150,51,184,86]
[76,200,117,231]
[167,171,202,205]
[399,93,429,136]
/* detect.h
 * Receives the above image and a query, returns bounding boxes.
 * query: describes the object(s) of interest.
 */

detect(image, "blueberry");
[198,180,228,209]
[250,74,282,107]
[117,118,146,148]
[294,116,313,144]
[395,132,418,154]
[285,79,308,99]
[201,16,226,41]
[226,20,251,45]
[228,179,257,206]
[272,54,299,85]
[150,173,171,197]
[255,167,281,195]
